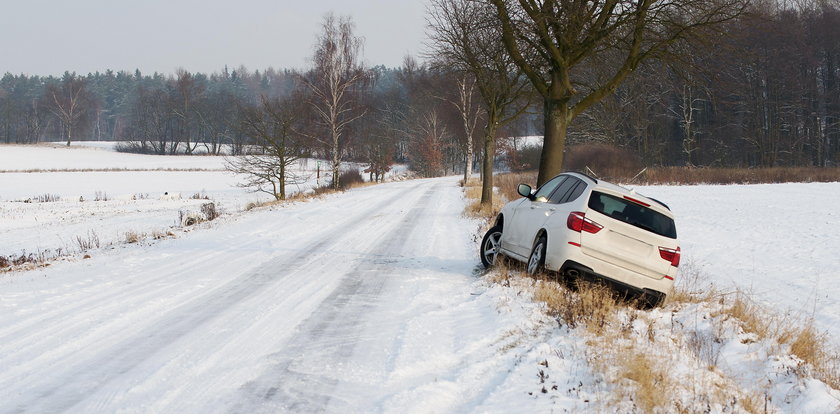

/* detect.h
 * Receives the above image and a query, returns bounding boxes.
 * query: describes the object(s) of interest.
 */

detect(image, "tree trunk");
[66,122,72,147]
[279,162,286,200]
[332,148,341,189]
[480,121,497,207]
[537,100,569,187]
[464,142,473,183]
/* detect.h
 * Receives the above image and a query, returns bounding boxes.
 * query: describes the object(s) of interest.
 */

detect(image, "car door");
[503,175,566,258]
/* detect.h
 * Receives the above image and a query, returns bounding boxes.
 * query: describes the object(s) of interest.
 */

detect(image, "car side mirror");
[517,184,534,200]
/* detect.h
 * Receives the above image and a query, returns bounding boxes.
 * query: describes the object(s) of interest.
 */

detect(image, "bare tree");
[127,85,172,154]
[409,108,450,177]
[485,0,748,185]
[432,72,482,183]
[23,95,46,144]
[198,86,238,155]
[667,71,711,167]
[361,72,398,182]
[428,0,532,207]
[172,69,205,154]
[302,13,368,189]
[46,74,95,146]
[227,94,309,200]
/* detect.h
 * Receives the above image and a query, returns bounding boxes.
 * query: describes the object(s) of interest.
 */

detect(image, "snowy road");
[0,177,529,413]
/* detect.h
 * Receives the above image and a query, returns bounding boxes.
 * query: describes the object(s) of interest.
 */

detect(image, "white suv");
[480,172,680,307]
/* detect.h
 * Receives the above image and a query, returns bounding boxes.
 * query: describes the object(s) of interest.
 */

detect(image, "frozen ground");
[0,177,582,413]
[0,142,228,171]
[0,143,405,257]
[638,183,840,337]
[1,144,838,412]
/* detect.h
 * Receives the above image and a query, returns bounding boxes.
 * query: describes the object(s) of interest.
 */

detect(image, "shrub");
[32,194,61,203]
[507,145,543,172]
[179,210,203,226]
[125,231,141,243]
[201,202,219,221]
[564,143,643,180]
[335,169,365,190]
[641,166,840,185]
[115,141,156,154]
[494,172,538,203]
[0,253,40,268]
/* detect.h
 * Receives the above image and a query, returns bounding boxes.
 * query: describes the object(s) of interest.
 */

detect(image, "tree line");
[0,53,479,192]
[569,0,840,170]
[1,1,838,192]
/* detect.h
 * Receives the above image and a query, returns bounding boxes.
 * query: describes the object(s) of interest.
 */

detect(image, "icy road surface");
[0,177,518,413]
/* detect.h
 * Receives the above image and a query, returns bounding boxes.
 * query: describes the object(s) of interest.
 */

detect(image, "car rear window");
[588,191,677,239]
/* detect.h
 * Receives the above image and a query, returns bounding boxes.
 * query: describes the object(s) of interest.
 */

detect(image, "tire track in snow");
[2,180,433,414]
[0,184,396,347]
[232,182,442,413]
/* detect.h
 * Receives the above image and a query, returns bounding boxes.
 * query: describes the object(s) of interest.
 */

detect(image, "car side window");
[548,177,579,204]
[565,181,586,203]
[533,176,566,202]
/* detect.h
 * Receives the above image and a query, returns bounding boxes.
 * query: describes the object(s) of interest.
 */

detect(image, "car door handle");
[549,208,556,212]
[530,206,537,209]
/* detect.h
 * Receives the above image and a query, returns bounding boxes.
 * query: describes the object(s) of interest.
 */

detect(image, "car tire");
[527,235,547,276]
[480,226,503,268]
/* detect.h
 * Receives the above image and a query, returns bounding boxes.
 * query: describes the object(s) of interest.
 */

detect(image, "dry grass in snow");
[481,264,840,412]
[464,174,840,413]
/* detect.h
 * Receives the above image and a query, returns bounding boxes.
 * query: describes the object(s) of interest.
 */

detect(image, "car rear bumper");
[559,260,668,308]
[546,240,674,298]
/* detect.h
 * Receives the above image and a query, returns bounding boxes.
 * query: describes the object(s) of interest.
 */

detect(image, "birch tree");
[433,73,481,184]
[303,13,367,189]
[428,0,532,207]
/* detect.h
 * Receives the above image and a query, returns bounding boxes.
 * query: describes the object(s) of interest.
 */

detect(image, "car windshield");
[588,191,677,239]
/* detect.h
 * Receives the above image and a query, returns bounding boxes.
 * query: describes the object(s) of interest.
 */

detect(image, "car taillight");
[567,212,603,234]
[659,246,681,267]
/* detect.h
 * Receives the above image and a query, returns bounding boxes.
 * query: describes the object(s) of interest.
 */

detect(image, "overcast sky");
[2,0,430,77]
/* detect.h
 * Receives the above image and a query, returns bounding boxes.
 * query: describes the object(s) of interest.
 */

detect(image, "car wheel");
[527,235,547,275]
[480,226,503,268]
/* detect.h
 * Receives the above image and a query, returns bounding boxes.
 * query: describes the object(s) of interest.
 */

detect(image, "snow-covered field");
[1,143,838,413]
[0,143,404,257]
[0,142,231,171]
[638,183,840,338]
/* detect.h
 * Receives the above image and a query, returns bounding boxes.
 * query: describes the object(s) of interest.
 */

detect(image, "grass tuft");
[75,230,101,252]
[125,231,142,244]
[616,352,668,413]
[535,279,620,334]
[462,177,510,221]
